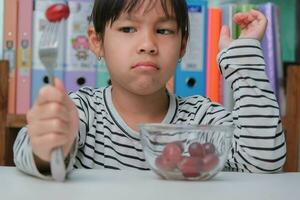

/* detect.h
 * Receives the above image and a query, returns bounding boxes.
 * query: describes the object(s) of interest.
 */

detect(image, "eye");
[119,27,136,33]
[157,29,175,35]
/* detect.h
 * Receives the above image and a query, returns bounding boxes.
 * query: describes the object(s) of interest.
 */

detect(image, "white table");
[1,166,300,200]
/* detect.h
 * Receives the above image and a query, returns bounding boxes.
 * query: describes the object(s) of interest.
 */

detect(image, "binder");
[64,0,96,92]
[3,0,18,114]
[235,4,256,37]
[273,4,285,115]
[175,0,207,97]
[220,4,237,111]
[0,0,4,59]
[259,3,279,99]
[96,59,110,88]
[31,0,67,104]
[205,8,222,103]
[16,0,33,114]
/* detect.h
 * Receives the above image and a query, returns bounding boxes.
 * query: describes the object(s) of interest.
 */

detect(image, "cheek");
[163,39,183,58]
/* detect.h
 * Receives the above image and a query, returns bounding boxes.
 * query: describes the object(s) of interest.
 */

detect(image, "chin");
[130,83,163,96]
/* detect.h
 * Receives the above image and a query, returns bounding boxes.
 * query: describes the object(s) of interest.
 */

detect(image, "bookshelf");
[0,60,26,166]
[0,1,299,171]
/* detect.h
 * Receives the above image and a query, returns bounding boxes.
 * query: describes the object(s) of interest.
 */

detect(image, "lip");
[132,62,159,70]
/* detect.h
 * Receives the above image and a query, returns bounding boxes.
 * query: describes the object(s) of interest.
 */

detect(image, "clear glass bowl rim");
[139,123,234,138]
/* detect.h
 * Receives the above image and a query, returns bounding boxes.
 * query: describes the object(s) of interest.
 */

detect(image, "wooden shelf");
[6,114,26,128]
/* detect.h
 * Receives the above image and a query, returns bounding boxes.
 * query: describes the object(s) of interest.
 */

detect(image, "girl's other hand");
[218,9,267,51]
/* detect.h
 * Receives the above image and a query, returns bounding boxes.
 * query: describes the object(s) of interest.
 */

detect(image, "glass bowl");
[139,123,234,181]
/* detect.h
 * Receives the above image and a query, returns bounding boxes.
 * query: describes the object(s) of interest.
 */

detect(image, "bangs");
[91,0,189,39]
[123,0,174,18]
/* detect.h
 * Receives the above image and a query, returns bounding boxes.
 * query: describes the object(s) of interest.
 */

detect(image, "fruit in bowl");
[139,124,234,180]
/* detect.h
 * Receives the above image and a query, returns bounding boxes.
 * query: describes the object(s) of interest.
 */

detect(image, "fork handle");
[50,147,66,182]
[47,69,65,181]
[48,70,55,86]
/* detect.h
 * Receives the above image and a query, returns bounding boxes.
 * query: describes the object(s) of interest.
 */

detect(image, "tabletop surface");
[1,166,300,200]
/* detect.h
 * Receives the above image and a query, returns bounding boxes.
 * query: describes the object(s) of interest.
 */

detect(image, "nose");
[137,31,158,55]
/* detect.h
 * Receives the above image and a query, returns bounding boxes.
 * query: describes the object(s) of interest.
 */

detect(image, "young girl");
[14,0,286,179]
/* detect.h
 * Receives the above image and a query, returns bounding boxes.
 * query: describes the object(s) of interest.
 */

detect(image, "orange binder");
[3,0,18,114]
[205,8,222,103]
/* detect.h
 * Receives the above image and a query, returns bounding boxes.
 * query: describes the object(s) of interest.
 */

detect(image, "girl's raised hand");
[234,9,267,41]
[219,9,267,50]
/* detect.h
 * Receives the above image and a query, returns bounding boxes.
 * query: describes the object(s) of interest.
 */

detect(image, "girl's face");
[97,0,186,95]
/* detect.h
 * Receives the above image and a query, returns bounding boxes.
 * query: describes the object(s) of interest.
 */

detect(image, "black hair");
[90,0,189,40]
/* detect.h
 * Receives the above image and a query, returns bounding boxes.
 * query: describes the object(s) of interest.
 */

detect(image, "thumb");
[218,25,232,51]
[54,78,66,93]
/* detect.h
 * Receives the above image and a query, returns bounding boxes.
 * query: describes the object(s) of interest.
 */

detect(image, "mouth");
[132,62,159,70]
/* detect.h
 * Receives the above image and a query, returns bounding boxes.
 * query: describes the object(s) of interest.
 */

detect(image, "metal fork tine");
[52,22,59,47]
[40,22,48,47]
[49,23,56,47]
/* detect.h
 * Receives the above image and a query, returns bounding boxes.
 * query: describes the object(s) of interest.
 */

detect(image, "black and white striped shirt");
[13,39,286,179]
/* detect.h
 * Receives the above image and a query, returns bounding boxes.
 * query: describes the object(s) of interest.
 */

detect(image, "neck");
[111,85,169,131]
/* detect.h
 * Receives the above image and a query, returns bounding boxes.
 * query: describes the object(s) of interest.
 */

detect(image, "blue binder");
[175,0,207,97]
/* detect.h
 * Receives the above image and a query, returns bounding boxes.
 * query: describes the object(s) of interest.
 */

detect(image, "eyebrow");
[120,14,177,23]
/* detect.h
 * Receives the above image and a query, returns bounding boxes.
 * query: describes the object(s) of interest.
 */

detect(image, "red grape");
[162,143,183,164]
[46,4,70,22]
[201,154,219,172]
[188,142,205,157]
[173,141,184,152]
[155,142,183,171]
[178,156,203,178]
[203,142,216,154]
[155,155,176,171]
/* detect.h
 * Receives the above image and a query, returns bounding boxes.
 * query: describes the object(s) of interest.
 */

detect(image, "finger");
[27,102,69,123]
[54,78,76,111]
[249,9,266,21]
[35,85,68,106]
[54,78,66,93]
[27,118,71,137]
[233,12,247,23]
[218,25,232,49]
[220,25,231,38]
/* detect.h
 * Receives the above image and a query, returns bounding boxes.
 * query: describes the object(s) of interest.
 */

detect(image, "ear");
[179,36,187,58]
[87,26,103,58]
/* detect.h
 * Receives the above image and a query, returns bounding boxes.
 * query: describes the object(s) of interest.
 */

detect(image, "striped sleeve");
[217,39,286,173]
[13,127,77,179]
[69,87,96,148]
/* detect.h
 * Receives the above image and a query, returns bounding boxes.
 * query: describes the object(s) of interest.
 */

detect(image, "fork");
[39,21,66,182]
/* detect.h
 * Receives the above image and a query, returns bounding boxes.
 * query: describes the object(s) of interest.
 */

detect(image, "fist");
[219,9,267,50]
[27,78,79,162]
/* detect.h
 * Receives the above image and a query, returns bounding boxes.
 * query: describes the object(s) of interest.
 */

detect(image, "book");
[96,59,110,88]
[205,8,222,103]
[175,0,207,97]
[16,0,33,114]
[64,0,97,92]
[0,0,4,59]
[3,0,18,114]
[259,3,279,99]
[220,3,237,111]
